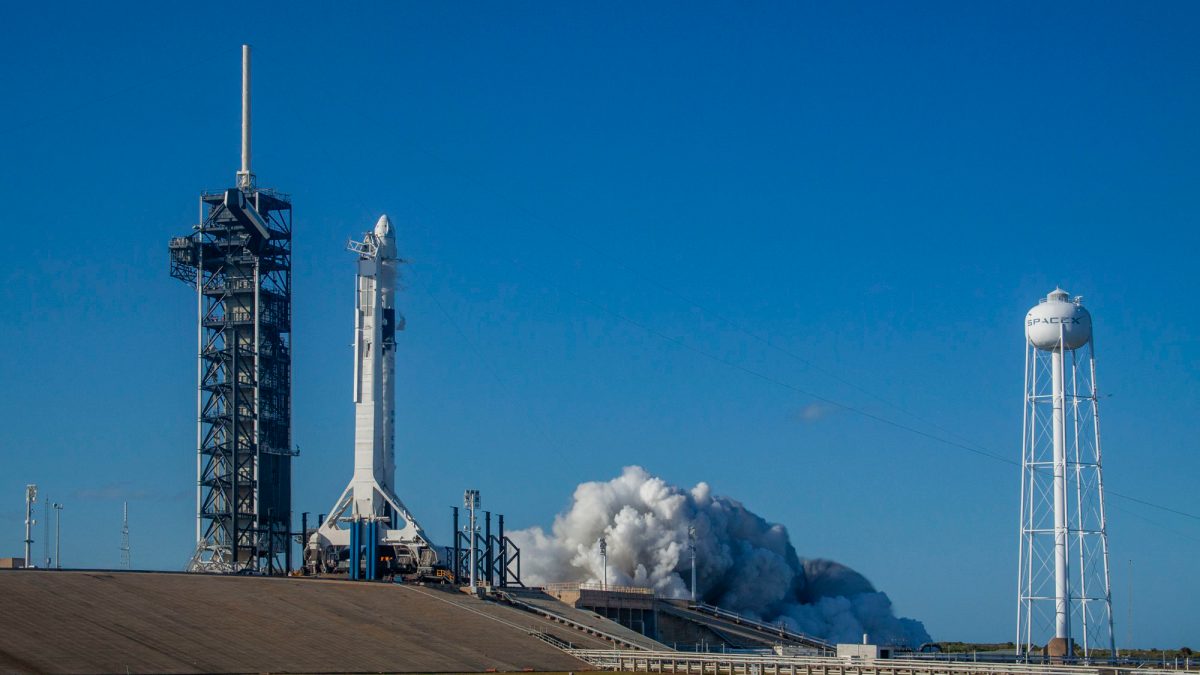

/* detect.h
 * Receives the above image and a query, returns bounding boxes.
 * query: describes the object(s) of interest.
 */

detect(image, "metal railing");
[565,649,1125,675]
[529,630,575,650]
[687,602,832,649]
[544,581,656,596]
[496,590,652,650]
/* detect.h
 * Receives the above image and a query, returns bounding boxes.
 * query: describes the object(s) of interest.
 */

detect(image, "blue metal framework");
[448,507,523,587]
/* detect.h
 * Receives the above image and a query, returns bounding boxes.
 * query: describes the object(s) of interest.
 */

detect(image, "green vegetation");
[934,643,1196,661]
[935,642,1017,653]
[1091,647,1195,660]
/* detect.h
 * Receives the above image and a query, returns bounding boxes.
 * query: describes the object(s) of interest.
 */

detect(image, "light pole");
[688,525,697,603]
[43,498,50,567]
[464,490,480,592]
[121,502,131,570]
[1127,559,1133,653]
[599,536,608,591]
[52,503,63,569]
[23,485,37,568]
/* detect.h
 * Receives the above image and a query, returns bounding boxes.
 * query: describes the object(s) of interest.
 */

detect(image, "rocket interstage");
[305,215,436,579]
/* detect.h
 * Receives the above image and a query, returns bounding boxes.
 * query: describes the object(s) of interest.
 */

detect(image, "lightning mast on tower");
[169,44,295,574]
[1017,288,1115,661]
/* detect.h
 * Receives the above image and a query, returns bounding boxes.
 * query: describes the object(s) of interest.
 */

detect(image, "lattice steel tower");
[168,45,294,574]
[1016,288,1115,661]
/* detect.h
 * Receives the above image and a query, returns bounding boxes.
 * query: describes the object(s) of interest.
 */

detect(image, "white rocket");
[305,215,436,577]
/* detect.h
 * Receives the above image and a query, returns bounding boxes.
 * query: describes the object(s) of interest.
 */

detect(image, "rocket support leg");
[367,522,378,580]
[349,521,360,581]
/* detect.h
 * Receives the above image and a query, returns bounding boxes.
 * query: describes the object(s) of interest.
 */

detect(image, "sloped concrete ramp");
[500,589,669,651]
[0,570,588,674]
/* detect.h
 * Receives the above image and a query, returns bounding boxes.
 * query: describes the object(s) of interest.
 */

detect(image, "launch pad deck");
[0,570,589,674]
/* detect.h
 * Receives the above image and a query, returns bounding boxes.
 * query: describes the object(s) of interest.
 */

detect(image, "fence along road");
[564,650,1185,675]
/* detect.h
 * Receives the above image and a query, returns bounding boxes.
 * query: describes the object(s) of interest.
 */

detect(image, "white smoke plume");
[510,466,930,647]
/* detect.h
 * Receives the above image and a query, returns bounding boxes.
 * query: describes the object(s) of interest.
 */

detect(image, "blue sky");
[1,2,1197,647]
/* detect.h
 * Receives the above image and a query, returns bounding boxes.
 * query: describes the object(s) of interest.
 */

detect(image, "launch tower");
[168,45,295,574]
[1016,288,1115,660]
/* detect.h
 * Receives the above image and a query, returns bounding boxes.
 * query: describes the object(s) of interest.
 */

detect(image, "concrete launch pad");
[0,570,589,674]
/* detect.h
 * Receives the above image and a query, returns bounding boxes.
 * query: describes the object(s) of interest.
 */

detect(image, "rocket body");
[351,215,400,512]
[306,215,435,577]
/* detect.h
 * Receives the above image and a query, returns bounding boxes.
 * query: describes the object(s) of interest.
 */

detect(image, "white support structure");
[1017,289,1115,661]
[305,215,436,578]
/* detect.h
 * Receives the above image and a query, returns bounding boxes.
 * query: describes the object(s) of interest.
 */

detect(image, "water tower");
[1016,288,1115,660]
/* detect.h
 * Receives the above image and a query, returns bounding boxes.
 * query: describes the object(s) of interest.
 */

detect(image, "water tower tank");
[1025,288,1092,351]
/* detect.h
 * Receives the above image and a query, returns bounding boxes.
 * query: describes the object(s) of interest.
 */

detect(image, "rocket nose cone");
[374,214,392,238]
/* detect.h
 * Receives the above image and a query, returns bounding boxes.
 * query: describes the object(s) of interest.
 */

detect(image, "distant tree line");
[933,643,1194,659]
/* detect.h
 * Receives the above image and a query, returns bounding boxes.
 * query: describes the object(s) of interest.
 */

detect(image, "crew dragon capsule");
[304,215,438,579]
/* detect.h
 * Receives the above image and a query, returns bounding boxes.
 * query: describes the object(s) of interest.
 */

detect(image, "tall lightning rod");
[236,44,253,189]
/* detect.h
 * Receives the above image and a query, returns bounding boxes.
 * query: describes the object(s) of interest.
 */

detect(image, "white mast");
[236,44,254,189]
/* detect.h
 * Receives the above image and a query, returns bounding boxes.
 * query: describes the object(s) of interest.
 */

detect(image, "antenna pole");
[237,44,254,189]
